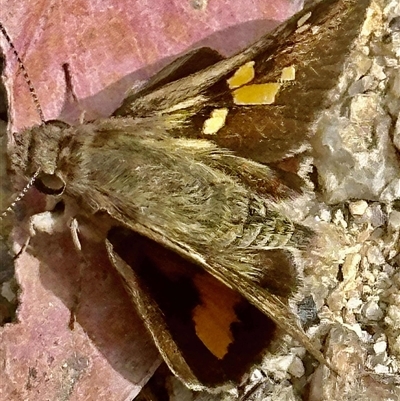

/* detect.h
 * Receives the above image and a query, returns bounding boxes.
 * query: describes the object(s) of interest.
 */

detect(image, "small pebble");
[319,209,331,222]
[347,297,363,309]
[366,246,385,265]
[373,341,387,354]
[366,204,385,228]
[288,356,305,378]
[363,300,384,321]
[388,210,400,230]
[374,364,390,374]
[1,282,16,303]
[250,369,264,381]
[342,253,361,281]
[349,200,368,216]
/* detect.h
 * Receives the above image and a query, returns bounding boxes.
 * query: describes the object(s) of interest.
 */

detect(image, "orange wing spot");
[192,274,241,359]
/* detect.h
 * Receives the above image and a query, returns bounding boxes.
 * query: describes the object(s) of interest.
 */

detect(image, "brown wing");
[115,0,371,165]
[106,228,315,391]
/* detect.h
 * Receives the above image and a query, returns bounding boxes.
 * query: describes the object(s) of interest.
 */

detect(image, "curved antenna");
[0,22,45,124]
[0,168,41,223]
[1,23,46,225]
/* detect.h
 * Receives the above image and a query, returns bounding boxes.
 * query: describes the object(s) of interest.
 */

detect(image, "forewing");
[115,0,371,164]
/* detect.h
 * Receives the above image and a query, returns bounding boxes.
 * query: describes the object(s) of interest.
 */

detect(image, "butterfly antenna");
[0,23,44,224]
[0,22,45,124]
[0,168,41,223]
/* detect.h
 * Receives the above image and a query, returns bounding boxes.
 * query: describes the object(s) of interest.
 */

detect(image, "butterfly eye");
[34,172,65,195]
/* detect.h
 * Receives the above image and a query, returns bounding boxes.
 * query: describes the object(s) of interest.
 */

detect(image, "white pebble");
[374,364,389,374]
[319,209,331,222]
[347,297,363,309]
[373,341,387,354]
[349,200,368,216]
[250,369,264,381]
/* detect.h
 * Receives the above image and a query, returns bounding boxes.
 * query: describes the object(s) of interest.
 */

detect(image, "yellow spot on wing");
[202,108,229,135]
[233,83,281,105]
[280,65,296,82]
[227,61,255,89]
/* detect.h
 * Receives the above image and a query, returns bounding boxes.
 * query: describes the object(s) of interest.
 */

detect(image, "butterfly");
[0,0,371,392]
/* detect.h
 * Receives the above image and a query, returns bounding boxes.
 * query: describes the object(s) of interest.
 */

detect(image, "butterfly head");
[10,121,71,195]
